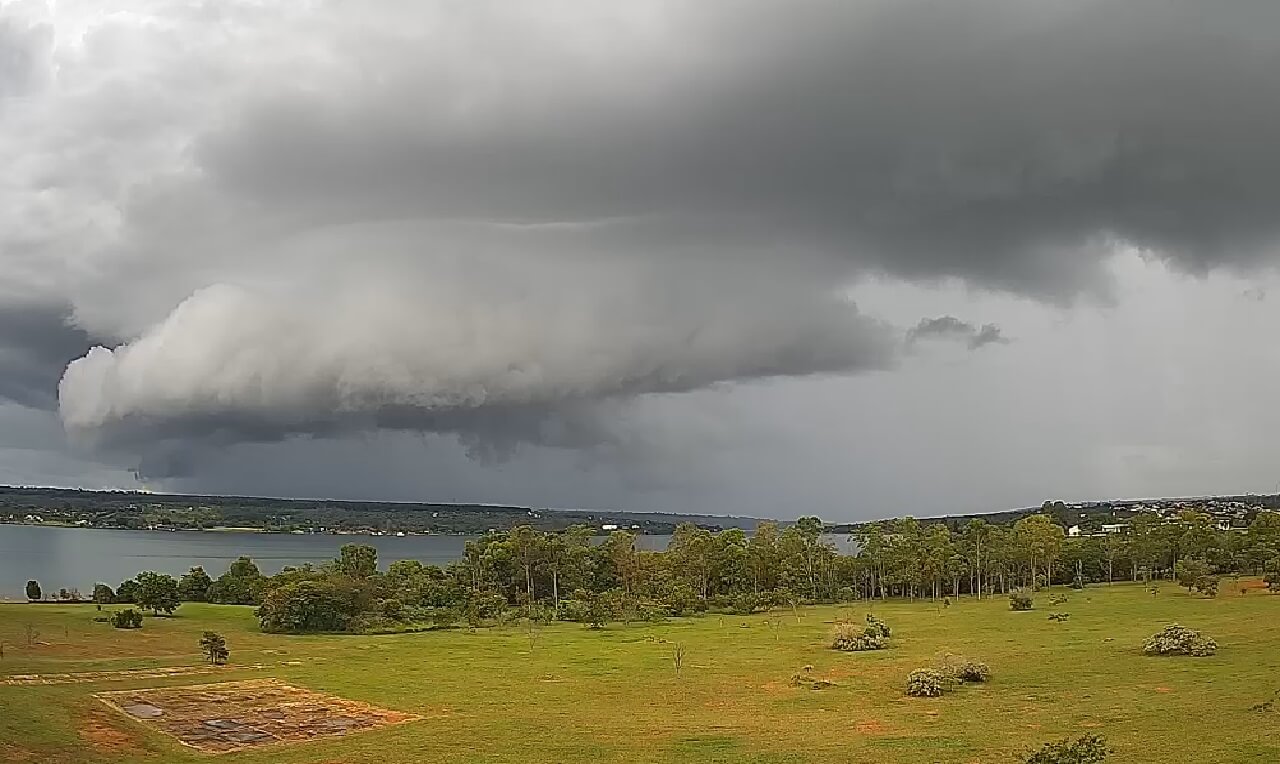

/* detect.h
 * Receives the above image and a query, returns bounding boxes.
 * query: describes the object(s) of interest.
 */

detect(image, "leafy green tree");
[1178,512,1222,563]
[1265,556,1280,593]
[1014,515,1065,589]
[134,571,181,615]
[669,523,716,598]
[540,525,592,616]
[208,556,268,605]
[920,523,955,600]
[1127,513,1165,580]
[257,579,365,633]
[178,566,213,601]
[747,522,782,594]
[506,526,543,603]
[1246,512,1280,571]
[92,583,115,604]
[115,578,140,604]
[599,531,639,597]
[1100,532,1126,584]
[24,580,41,601]
[1175,558,1211,592]
[779,517,830,599]
[957,519,992,598]
[199,631,229,665]
[334,543,379,579]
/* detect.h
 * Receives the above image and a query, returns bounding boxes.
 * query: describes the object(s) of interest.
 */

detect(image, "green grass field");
[2,581,1277,763]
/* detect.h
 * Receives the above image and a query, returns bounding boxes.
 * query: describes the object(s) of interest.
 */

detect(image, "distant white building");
[1067,525,1082,537]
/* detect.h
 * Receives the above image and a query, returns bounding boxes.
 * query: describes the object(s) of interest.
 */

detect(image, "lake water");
[0,524,855,599]
[0,524,661,599]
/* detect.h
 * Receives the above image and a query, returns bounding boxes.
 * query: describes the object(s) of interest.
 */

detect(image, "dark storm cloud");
[907,316,1009,350]
[4,0,1277,468]
[196,0,1280,296]
[0,305,92,410]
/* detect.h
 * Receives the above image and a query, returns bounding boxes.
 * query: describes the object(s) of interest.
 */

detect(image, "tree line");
[73,510,1280,633]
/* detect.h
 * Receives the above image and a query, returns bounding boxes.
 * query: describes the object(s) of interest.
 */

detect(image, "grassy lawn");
[2,581,1277,763]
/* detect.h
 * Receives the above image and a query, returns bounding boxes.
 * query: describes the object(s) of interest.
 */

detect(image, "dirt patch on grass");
[96,678,419,753]
[78,710,137,753]
[855,719,890,735]
[0,744,40,762]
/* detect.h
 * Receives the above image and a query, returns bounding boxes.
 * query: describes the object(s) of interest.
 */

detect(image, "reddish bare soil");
[95,678,418,753]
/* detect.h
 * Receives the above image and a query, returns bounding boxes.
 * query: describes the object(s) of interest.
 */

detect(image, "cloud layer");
[1,1,1279,484]
[907,317,1009,350]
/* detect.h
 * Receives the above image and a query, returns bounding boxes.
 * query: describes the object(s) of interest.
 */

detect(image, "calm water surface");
[0,524,661,599]
[0,524,854,599]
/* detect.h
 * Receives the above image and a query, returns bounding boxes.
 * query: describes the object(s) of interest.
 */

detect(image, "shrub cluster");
[1024,734,1110,763]
[907,655,993,697]
[1143,624,1217,656]
[831,614,891,652]
[905,668,947,697]
[864,613,891,638]
[110,609,143,629]
[1010,589,1034,611]
[1048,612,1071,622]
[946,657,991,684]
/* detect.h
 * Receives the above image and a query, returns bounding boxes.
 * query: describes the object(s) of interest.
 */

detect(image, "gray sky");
[3,1,1280,520]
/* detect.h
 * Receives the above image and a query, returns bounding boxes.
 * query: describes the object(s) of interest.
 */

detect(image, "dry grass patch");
[77,710,137,753]
[3,665,256,686]
[95,678,418,753]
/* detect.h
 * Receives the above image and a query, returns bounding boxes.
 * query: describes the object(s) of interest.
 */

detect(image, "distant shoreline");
[0,521,478,538]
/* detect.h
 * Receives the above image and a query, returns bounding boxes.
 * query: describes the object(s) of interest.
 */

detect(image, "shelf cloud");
[1,1,1279,486]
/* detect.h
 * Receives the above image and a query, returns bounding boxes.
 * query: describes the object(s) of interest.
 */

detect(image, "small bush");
[831,616,891,651]
[864,613,891,638]
[790,666,834,689]
[939,654,991,683]
[1143,624,1217,656]
[1024,733,1110,763]
[1048,612,1071,622]
[111,609,143,629]
[952,659,991,683]
[1010,589,1034,611]
[905,667,947,697]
